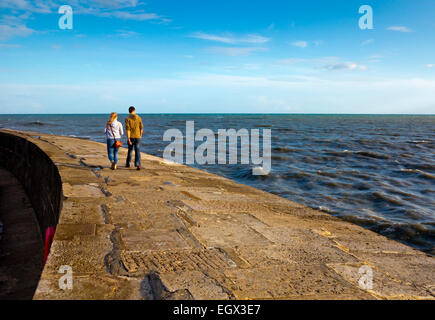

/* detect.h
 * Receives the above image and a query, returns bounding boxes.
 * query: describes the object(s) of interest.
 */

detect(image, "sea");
[0,114,434,254]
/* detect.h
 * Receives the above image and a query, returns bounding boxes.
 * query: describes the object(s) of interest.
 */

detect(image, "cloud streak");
[275,57,367,72]
[206,46,267,56]
[324,62,367,71]
[0,0,52,13]
[190,32,270,44]
[291,41,308,48]
[387,26,412,32]
[115,29,140,37]
[0,14,35,40]
[0,43,22,48]
[361,39,374,46]
[290,40,323,49]
[2,75,435,114]
[0,0,170,24]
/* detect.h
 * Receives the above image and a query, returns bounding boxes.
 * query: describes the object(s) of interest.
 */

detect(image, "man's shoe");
[126,164,130,168]
[136,166,141,171]
[111,161,116,170]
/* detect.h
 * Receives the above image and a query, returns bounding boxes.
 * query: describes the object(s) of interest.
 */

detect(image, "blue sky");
[0,0,434,114]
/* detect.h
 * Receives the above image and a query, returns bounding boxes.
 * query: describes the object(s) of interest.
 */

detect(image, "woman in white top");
[104,112,124,170]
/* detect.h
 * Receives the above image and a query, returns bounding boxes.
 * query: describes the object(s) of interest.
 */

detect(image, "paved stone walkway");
[2,130,434,300]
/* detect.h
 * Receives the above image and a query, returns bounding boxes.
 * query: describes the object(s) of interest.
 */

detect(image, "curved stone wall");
[0,131,62,240]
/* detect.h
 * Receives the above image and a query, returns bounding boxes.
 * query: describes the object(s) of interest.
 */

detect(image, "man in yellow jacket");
[125,106,144,170]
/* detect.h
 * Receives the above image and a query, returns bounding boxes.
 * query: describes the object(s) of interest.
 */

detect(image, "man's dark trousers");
[126,138,141,167]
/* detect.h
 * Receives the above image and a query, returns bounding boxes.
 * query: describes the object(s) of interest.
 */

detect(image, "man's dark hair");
[129,106,135,113]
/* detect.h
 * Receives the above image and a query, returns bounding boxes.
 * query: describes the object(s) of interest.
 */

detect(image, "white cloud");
[243,34,270,44]
[94,10,165,21]
[289,40,322,48]
[0,0,169,23]
[275,58,307,65]
[223,64,261,71]
[324,62,367,71]
[0,15,35,40]
[0,0,52,13]
[387,26,412,33]
[2,75,435,114]
[84,0,141,10]
[361,39,374,46]
[0,0,142,12]
[190,32,270,44]
[426,64,434,68]
[291,41,308,48]
[242,64,260,70]
[369,54,383,59]
[115,29,140,37]
[190,32,233,44]
[0,1,169,43]
[206,46,267,56]
[0,43,22,48]
[367,54,383,63]
[275,57,367,72]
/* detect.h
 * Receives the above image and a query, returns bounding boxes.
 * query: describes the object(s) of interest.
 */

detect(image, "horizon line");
[1,113,434,116]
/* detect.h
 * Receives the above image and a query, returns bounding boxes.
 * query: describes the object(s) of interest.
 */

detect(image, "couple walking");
[105,106,143,171]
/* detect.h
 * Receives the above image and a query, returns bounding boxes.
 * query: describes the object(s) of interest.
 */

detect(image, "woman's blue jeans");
[107,139,119,164]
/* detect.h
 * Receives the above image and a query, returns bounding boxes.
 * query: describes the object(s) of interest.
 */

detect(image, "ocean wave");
[407,140,431,144]
[317,206,334,213]
[398,168,435,180]
[316,170,338,178]
[232,167,275,180]
[403,162,435,172]
[371,191,403,206]
[271,154,290,161]
[324,150,350,157]
[356,150,391,160]
[282,171,311,180]
[21,120,50,126]
[273,146,298,153]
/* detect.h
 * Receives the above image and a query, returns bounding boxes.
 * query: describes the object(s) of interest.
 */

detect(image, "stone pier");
[0,129,433,300]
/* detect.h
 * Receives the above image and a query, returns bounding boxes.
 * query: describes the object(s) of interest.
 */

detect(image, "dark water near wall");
[1,114,434,254]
